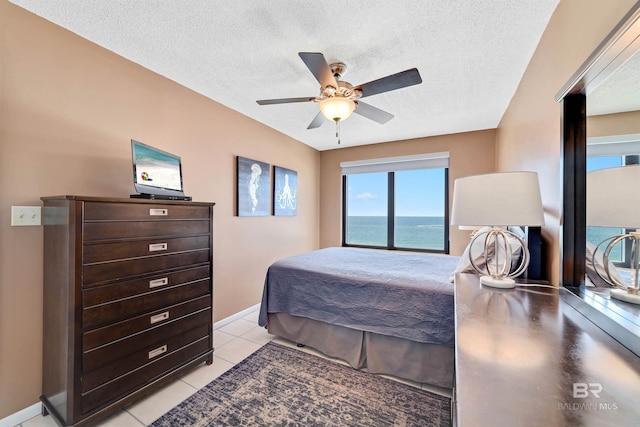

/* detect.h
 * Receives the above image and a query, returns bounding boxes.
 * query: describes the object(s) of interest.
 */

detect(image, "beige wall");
[319,130,497,256]
[588,110,640,137]
[0,2,320,418]
[496,0,637,283]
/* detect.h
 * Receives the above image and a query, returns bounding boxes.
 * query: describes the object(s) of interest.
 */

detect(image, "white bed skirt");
[267,312,454,388]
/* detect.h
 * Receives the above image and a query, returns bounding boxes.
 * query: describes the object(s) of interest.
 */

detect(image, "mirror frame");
[556,1,640,356]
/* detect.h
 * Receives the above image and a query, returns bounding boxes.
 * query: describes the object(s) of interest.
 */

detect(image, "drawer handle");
[149,243,168,252]
[150,311,170,324]
[149,277,169,288]
[149,345,167,359]
[149,208,168,216]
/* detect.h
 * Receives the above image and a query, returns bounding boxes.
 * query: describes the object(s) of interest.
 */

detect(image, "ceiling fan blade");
[353,101,394,124]
[307,111,325,129]
[256,97,316,105]
[356,68,422,98]
[299,52,338,89]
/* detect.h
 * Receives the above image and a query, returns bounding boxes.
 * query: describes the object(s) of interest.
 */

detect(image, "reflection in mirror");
[586,48,640,305]
[558,2,640,357]
[586,165,640,298]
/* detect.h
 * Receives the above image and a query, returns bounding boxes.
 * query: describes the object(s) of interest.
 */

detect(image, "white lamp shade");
[587,165,640,228]
[451,172,545,227]
[320,97,356,121]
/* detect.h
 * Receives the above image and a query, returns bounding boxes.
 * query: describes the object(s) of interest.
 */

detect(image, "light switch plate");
[11,206,42,226]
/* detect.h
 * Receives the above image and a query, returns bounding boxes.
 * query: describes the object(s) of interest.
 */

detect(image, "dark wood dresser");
[40,196,215,426]
[454,273,640,426]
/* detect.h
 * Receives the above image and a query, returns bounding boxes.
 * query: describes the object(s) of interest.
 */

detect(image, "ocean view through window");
[346,216,445,249]
[344,172,388,247]
[342,165,448,252]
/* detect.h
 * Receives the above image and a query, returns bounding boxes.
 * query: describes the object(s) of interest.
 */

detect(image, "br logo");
[573,383,602,398]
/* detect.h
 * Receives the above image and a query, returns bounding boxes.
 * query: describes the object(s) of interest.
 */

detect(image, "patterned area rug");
[150,341,451,426]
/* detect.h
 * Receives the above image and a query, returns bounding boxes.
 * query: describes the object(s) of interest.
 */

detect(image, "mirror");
[586,50,640,292]
[583,52,640,357]
[557,3,640,357]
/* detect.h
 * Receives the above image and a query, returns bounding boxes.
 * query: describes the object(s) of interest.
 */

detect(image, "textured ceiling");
[10,0,560,151]
[588,49,640,117]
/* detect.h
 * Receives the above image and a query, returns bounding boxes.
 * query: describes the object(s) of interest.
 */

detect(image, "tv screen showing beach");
[133,143,182,192]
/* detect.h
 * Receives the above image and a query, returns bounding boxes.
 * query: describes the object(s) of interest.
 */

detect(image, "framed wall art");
[273,166,297,216]
[236,156,271,216]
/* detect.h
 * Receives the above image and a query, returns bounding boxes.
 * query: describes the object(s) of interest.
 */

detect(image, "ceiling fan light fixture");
[319,97,356,122]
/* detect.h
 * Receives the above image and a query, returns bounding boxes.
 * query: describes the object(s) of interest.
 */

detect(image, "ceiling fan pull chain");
[336,120,341,144]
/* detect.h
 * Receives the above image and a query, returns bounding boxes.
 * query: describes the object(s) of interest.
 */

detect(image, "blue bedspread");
[258,247,459,347]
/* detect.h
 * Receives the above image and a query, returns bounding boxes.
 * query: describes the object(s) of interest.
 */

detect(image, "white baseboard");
[0,402,41,427]
[213,303,260,329]
[2,304,261,427]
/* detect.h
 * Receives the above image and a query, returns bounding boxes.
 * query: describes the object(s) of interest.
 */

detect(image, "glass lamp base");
[480,276,516,289]
[610,289,640,305]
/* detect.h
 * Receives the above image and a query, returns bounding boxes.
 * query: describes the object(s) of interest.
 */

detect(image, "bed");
[258,247,461,388]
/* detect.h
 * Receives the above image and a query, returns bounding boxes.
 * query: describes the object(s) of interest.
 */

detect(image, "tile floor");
[18,309,451,427]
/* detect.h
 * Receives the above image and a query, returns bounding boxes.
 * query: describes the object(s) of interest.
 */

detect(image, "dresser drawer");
[83,219,211,241]
[83,235,210,264]
[83,264,209,301]
[82,323,210,393]
[83,250,210,285]
[84,202,210,221]
[83,307,211,373]
[83,295,211,351]
[83,277,210,329]
[81,337,211,414]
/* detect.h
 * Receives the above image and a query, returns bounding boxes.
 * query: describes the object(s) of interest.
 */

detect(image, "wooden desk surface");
[454,274,640,427]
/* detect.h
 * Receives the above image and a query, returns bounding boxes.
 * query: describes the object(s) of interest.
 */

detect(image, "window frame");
[341,168,450,253]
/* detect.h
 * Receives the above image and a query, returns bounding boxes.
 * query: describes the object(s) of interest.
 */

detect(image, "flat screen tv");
[131,139,190,200]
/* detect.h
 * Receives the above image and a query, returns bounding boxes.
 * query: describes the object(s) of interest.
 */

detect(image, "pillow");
[450,226,525,282]
[585,241,623,288]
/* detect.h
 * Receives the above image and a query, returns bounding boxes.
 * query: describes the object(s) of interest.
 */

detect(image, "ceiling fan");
[256,52,422,135]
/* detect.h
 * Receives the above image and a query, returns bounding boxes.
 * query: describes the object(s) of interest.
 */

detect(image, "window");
[341,153,449,252]
[394,168,446,250]
[343,172,388,247]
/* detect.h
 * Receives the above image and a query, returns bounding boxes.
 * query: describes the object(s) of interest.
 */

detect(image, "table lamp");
[587,165,640,304]
[451,172,545,288]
